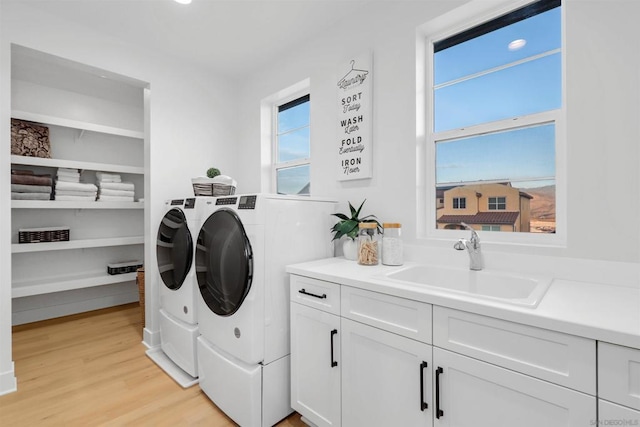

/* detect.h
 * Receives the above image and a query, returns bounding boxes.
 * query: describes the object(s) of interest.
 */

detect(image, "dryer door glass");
[196,209,253,316]
[156,208,193,290]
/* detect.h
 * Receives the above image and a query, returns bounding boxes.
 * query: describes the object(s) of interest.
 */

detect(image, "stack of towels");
[96,172,135,202]
[11,170,52,200]
[54,168,97,201]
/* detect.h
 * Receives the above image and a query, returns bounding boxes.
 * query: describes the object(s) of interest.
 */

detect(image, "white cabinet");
[598,342,640,424]
[290,274,599,427]
[433,347,595,427]
[9,45,147,322]
[290,277,341,427]
[341,318,432,427]
[433,306,596,394]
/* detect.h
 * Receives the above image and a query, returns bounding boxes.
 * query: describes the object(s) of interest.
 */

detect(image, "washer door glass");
[196,209,253,316]
[156,208,193,290]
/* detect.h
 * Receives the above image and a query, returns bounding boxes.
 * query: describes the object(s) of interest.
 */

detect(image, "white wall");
[236,0,640,264]
[0,2,238,394]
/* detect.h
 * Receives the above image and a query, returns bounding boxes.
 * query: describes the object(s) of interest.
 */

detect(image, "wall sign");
[337,52,372,181]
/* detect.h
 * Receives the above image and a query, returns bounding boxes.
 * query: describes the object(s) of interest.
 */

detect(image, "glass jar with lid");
[382,223,403,266]
[357,222,380,265]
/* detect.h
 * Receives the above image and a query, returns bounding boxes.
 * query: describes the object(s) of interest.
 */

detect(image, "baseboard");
[0,362,17,396]
[12,287,138,325]
[143,327,160,349]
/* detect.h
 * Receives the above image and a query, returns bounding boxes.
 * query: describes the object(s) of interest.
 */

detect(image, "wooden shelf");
[12,271,138,298]
[12,110,144,139]
[12,236,144,253]
[12,200,143,210]
[11,155,144,175]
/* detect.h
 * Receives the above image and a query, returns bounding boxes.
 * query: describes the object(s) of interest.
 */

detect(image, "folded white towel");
[56,195,96,201]
[98,182,135,191]
[11,184,51,194]
[97,195,134,202]
[98,189,135,197]
[57,170,79,176]
[12,192,50,200]
[96,172,121,181]
[58,168,79,174]
[56,190,98,197]
[56,176,80,183]
[55,181,98,192]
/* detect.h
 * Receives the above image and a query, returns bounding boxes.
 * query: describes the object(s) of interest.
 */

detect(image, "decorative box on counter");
[107,260,143,275]
[19,226,70,244]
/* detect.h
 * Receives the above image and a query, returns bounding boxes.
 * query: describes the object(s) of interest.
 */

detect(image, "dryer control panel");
[238,195,257,210]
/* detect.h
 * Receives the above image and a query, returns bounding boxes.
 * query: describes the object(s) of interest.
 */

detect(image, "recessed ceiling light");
[174,0,192,4]
[508,39,526,51]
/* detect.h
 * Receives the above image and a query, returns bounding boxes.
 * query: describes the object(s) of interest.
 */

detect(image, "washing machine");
[155,197,201,380]
[195,194,336,427]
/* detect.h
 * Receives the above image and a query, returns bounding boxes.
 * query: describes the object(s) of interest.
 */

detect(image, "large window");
[430,0,562,235]
[274,94,310,195]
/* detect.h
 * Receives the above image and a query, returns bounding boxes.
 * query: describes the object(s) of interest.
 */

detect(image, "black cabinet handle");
[420,361,428,411]
[435,367,444,419]
[330,329,338,367]
[299,288,327,299]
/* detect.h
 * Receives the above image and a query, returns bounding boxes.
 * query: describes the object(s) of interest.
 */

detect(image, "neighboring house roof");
[437,211,520,225]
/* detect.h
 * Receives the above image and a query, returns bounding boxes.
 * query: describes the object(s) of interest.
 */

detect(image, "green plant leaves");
[330,199,382,241]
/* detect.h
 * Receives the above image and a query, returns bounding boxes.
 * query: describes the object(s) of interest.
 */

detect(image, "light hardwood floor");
[0,303,306,427]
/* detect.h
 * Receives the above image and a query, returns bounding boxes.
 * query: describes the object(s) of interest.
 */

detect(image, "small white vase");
[342,238,358,261]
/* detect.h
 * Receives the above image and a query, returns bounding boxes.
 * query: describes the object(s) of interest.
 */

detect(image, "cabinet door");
[599,342,640,411]
[290,302,341,427]
[433,348,595,427]
[599,400,640,425]
[341,318,432,427]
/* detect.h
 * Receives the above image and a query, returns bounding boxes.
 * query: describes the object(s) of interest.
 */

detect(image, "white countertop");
[286,257,640,349]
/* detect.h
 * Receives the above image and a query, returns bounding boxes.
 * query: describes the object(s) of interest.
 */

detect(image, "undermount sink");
[383,265,552,308]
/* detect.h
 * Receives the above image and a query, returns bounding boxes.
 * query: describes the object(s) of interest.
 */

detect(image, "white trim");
[417,0,567,248]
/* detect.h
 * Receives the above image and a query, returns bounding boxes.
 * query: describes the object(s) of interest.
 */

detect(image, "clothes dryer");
[195,194,335,427]
[156,197,201,379]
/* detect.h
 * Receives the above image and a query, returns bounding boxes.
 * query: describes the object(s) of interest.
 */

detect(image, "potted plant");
[330,200,381,260]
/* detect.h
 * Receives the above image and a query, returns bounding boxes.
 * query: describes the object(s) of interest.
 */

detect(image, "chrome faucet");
[454,222,483,271]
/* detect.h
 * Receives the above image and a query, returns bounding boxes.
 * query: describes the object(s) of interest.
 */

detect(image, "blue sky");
[434,7,561,188]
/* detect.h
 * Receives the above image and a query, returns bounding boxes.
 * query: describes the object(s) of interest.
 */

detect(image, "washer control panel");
[184,198,196,209]
[238,195,257,210]
[216,197,237,206]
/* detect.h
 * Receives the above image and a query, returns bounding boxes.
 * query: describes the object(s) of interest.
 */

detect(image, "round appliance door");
[156,208,193,290]
[196,209,253,316]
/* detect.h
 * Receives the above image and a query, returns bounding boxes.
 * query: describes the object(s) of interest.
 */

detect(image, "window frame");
[488,196,507,211]
[271,92,311,195]
[453,197,466,210]
[417,0,566,247]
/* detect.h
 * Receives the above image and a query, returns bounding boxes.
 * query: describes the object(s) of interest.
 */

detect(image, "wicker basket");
[19,226,69,243]
[136,267,145,327]
[191,176,237,197]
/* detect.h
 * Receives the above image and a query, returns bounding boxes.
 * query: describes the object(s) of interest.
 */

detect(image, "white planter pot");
[342,239,358,261]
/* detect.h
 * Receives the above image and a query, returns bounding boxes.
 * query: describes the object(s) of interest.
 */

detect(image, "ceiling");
[10,0,371,78]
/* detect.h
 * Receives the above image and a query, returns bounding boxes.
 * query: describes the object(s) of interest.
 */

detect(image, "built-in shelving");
[11,155,144,175]
[12,236,144,253]
[12,271,138,298]
[11,200,144,209]
[12,110,144,139]
[9,45,146,316]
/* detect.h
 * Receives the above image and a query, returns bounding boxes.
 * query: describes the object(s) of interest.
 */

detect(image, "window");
[429,0,562,235]
[488,197,506,210]
[453,197,466,209]
[482,225,501,232]
[274,94,310,195]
